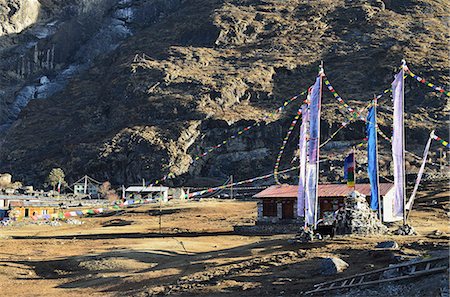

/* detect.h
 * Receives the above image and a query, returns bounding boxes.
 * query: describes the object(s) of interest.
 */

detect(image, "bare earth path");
[0,182,448,296]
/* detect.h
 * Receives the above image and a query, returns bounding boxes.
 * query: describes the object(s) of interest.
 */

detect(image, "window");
[263,200,277,217]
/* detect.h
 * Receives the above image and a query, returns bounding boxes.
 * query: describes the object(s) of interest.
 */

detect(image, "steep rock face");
[0,0,448,186]
[0,0,41,36]
[0,0,183,129]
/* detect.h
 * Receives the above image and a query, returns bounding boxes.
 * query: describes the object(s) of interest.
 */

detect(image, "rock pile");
[295,228,315,243]
[66,218,84,225]
[335,191,387,235]
[394,224,417,236]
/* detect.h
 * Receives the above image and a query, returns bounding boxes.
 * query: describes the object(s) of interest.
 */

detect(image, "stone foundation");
[234,223,303,235]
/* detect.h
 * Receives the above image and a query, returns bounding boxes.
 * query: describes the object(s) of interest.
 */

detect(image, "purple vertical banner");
[297,104,308,217]
[392,68,405,217]
[305,76,322,225]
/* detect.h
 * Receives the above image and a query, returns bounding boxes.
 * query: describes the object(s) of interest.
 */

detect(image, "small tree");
[99,181,119,203]
[99,181,111,198]
[106,191,119,204]
[47,168,67,191]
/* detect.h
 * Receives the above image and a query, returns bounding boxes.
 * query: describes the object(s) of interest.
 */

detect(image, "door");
[24,208,29,217]
[282,200,294,219]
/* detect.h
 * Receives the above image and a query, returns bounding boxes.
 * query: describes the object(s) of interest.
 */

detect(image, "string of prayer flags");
[193,91,307,162]
[186,166,300,199]
[274,108,303,184]
[376,125,392,142]
[323,77,365,121]
[150,91,307,186]
[29,198,156,221]
[405,67,450,97]
[431,132,450,149]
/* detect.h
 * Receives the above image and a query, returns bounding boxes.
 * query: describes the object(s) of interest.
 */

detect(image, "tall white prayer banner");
[297,104,308,217]
[305,75,322,226]
[392,66,406,218]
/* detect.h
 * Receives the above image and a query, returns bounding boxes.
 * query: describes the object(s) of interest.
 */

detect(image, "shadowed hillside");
[0,0,448,186]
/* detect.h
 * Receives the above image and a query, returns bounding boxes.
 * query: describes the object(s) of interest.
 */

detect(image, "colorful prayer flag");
[344,152,355,187]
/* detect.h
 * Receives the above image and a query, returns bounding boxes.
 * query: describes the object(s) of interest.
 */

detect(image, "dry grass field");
[0,181,448,296]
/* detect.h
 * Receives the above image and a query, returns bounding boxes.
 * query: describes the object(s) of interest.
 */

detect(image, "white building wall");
[382,188,403,222]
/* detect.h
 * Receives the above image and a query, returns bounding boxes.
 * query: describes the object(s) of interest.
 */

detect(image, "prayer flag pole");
[353,145,356,191]
[405,130,434,220]
[313,62,324,227]
[374,95,382,220]
[392,59,407,224]
[401,59,407,225]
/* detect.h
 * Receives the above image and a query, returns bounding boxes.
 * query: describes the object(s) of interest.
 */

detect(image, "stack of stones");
[335,191,387,235]
[394,224,417,236]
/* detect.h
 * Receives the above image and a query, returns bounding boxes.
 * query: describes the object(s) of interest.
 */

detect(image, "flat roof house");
[125,186,169,202]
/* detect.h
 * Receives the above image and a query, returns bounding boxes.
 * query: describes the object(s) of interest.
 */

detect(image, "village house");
[125,186,169,202]
[0,194,60,219]
[72,175,100,197]
[9,201,59,219]
[253,183,398,225]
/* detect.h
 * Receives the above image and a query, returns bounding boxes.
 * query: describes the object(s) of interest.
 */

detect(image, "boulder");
[320,257,349,275]
[0,173,12,185]
[376,240,399,249]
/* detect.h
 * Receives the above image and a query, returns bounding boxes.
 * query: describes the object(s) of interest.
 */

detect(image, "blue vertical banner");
[366,106,379,210]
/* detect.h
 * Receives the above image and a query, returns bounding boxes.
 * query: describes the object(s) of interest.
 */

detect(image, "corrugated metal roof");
[253,183,394,199]
[125,186,169,192]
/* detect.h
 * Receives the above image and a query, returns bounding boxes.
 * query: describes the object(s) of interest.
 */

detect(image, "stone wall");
[234,223,302,235]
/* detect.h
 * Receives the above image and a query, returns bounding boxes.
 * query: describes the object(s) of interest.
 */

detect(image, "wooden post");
[159,190,162,234]
[84,175,87,195]
[353,146,356,192]
[230,175,233,200]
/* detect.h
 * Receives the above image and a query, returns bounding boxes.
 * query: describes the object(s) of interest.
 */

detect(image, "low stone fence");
[234,223,302,235]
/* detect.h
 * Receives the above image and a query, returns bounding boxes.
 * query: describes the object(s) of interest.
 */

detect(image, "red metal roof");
[253,183,394,199]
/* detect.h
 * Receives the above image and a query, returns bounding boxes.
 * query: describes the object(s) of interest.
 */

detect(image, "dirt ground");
[0,182,448,297]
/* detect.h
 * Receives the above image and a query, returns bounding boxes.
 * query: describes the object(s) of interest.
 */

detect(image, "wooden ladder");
[304,256,449,295]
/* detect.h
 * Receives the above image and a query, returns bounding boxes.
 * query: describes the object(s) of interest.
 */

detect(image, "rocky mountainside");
[0,0,448,186]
